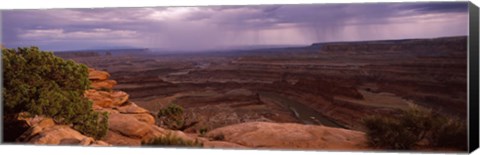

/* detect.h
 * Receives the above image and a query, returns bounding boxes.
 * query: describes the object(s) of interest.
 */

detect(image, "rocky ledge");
[17,68,368,150]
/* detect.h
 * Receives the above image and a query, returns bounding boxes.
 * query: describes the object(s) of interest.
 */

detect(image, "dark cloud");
[397,2,468,13]
[1,2,469,51]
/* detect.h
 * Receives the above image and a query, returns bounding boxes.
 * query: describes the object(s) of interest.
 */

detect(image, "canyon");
[14,68,367,150]
[7,36,467,151]
[59,36,467,132]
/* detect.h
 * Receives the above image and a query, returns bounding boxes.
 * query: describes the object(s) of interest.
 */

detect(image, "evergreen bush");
[157,103,186,130]
[2,46,108,139]
[362,104,467,150]
[157,103,199,131]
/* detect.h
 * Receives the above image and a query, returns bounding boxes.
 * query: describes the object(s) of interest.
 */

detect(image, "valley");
[57,36,468,132]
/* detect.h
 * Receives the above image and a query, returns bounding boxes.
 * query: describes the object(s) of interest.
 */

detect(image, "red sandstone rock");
[206,121,367,150]
[91,80,117,90]
[84,89,129,108]
[88,68,110,81]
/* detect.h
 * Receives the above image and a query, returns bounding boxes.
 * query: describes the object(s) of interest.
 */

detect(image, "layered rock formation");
[17,116,110,146]
[85,90,128,108]
[314,36,467,54]
[88,68,117,90]
[16,68,369,150]
[17,68,236,147]
[16,68,158,146]
[45,36,467,151]
[84,68,168,146]
[84,69,248,147]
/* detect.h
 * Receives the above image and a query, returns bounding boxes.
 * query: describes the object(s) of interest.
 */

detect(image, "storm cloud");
[1,2,469,51]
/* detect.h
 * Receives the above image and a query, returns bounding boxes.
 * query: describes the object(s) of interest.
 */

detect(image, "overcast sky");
[1,2,469,51]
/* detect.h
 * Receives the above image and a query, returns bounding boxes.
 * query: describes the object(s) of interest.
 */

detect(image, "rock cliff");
[16,68,369,150]
[315,36,467,57]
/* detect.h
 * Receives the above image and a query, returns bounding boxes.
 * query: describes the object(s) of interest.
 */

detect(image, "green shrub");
[72,111,109,140]
[429,116,467,149]
[157,103,199,131]
[2,46,108,139]
[142,132,203,147]
[362,104,467,150]
[157,103,186,130]
[158,103,184,117]
[212,134,225,141]
[199,127,208,137]
[362,115,418,149]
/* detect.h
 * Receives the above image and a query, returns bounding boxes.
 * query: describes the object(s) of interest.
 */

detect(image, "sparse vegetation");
[362,104,467,150]
[98,87,112,92]
[157,103,198,130]
[362,115,418,149]
[158,103,184,118]
[142,132,203,147]
[428,116,467,149]
[2,46,108,139]
[72,111,109,140]
[212,134,225,141]
[199,127,208,137]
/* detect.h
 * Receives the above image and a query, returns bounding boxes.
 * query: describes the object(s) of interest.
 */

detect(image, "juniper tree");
[2,46,108,139]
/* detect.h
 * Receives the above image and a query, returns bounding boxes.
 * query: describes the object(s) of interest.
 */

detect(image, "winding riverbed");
[258,91,346,128]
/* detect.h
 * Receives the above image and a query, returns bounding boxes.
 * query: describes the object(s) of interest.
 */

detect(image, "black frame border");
[469,1,479,153]
[0,1,477,153]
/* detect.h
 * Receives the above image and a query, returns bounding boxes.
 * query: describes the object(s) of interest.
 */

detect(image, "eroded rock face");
[102,111,194,146]
[114,102,150,114]
[17,118,56,142]
[84,89,129,108]
[29,125,92,145]
[91,80,117,90]
[88,68,110,81]
[128,113,156,125]
[16,67,371,150]
[206,122,367,150]
[17,118,111,146]
[106,113,165,141]
[85,68,169,146]
[203,141,248,149]
[102,130,141,146]
[16,68,200,147]
[113,102,156,124]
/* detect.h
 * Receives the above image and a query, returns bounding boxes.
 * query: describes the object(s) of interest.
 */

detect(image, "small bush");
[429,116,467,149]
[157,103,184,129]
[72,111,109,140]
[363,115,418,149]
[199,128,208,137]
[362,104,467,150]
[157,103,195,130]
[212,134,225,141]
[142,133,203,147]
[158,103,184,118]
